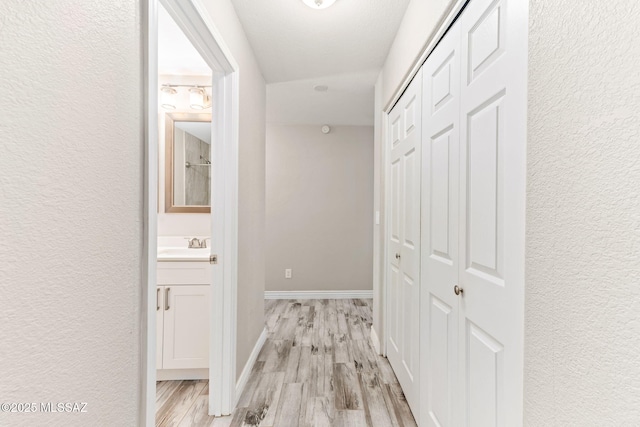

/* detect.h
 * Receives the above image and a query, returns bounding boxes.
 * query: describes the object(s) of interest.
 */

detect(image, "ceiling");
[158,5,211,76]
[267,70,378,126]
[231,0,410,125]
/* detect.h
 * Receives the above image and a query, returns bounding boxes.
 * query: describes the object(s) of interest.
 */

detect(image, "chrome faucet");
[187,237,203,248]
[185,237,209,248]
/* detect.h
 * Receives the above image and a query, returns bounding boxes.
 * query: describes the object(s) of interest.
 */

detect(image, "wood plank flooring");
[156,299,417,427]
[156,379,216,427]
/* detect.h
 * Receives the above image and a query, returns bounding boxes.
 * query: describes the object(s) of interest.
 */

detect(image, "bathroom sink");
[157,247,210,261]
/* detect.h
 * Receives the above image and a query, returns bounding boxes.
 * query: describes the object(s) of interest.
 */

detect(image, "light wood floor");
[156,299,417,427]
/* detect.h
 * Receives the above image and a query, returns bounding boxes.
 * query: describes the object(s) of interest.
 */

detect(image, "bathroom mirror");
[164,112,211,213]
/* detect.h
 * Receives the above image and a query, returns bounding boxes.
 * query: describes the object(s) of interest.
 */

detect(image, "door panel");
[420,20,461,427]
[388,265,401,354]
[428,295,454,425]
[467,322,504,427]
[467,0,505,84]
[466,94,504,282]
[389,157,402,356]
[430,129,452,261]
[403,148,419,252]
[458,0,527,425]
[386,69,422,416]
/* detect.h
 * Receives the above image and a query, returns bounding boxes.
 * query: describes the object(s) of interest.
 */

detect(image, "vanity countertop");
[157,247,210,262]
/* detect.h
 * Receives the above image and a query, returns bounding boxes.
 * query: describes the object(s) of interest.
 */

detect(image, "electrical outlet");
[285,269,292,279]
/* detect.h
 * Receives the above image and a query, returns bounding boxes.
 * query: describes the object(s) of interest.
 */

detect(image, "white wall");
[265,125,374,292]
[372,71,384,342]
[157,74,211,237]
[525,0,640,423]
[380,0,457,107]
[200,0,267,381]
[0,1,142,426]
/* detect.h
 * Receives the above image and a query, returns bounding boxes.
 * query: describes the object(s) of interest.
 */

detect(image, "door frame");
[381,0,469,358]
[142,0,240,425]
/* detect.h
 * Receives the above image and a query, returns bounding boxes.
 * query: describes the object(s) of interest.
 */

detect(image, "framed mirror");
[164,112,211,213]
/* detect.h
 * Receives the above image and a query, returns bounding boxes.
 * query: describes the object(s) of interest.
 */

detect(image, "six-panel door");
[420,19,462,427]
[387,69,423,416]
[457,0,527,424]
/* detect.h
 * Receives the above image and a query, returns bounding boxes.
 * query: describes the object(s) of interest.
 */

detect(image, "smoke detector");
[321,125,331,134]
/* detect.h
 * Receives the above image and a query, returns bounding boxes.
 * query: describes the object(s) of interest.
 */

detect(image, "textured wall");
[525,0,640,424]
[265,125,374,292]
[0,1,142,426]
[201,0,267,381]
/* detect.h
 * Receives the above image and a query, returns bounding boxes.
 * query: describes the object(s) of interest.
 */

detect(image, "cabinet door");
[156,286,164,369]
[162,285,210,369]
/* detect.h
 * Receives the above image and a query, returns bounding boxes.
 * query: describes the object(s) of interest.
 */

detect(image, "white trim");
[221,70,239,416]
[264,290,374,300]
[381,97,389,357]
[234,328,267,406]
[141,1,159,426]
[161,0,237,73]
[370,326,381,355]
[160,0,240,417]
[383,0,468,113]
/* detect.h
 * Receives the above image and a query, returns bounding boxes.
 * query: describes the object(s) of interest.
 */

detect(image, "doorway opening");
[142,0,240,425]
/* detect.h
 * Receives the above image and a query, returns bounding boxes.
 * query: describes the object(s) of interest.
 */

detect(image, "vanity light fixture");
[302,0,337,9]
[160,85,177,110]
[189,86,212,110]
[160,84,212,110]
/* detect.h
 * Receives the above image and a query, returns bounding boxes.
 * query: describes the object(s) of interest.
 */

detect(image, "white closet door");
[458,0,527,425]
[420,20,462,427]
[386,69,422,415]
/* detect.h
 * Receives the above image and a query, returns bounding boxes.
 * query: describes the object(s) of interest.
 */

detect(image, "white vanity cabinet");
[156,261,210,380]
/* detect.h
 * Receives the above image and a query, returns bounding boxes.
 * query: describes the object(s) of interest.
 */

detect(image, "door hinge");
[209,254,218,265]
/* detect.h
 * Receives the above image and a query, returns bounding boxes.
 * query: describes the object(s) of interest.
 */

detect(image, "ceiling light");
[302,0,337,9]
[314,84,329,92]
[189,86,212,110]
[160,85,177,110]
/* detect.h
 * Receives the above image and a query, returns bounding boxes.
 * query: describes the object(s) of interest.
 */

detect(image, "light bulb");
[189,87,211,110]
[160,85,177,110]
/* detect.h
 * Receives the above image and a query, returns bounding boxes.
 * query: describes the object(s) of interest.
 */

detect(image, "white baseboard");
[234,327,267,406]
[370,325,381,355]
[264,290,373,300]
